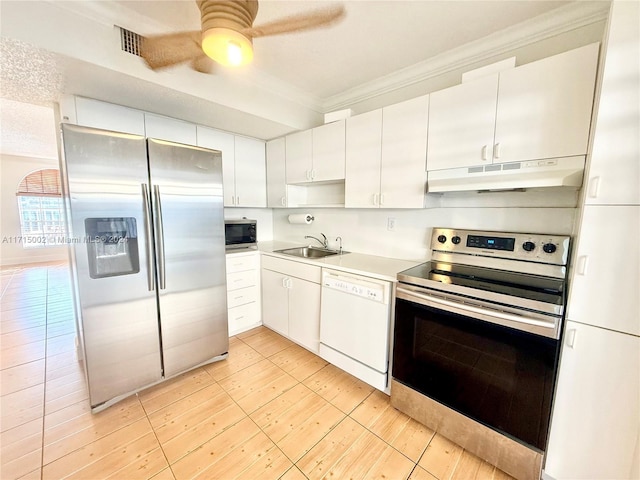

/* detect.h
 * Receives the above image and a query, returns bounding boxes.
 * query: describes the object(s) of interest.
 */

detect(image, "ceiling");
[0,0,610,159]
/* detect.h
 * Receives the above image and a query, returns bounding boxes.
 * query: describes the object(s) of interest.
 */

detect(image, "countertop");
[253,241,421,282]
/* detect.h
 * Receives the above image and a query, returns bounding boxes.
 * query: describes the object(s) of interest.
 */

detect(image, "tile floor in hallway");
[1,262,516,480]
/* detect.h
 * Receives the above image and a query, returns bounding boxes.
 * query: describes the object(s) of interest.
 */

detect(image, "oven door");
[392,287,560,452]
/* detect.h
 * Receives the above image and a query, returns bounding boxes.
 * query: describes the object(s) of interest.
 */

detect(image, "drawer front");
[262,255,321,283]
[226,252,259,273]
[228,302,260,336]
[227,270,257,291]
[227,285,259,309]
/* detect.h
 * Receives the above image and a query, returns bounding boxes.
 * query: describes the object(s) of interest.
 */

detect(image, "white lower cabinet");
[544,321,640,479]
[225,251,261,336]
[261,255,321,353]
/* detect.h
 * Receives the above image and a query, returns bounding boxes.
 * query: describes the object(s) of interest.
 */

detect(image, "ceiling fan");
[140,0,345,73]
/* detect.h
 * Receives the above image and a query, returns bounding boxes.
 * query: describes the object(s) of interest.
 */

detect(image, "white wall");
[272,191,578,261]
[0,154,68,266]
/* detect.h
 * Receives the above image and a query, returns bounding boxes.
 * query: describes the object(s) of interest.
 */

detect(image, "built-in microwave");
[224,219,257,249]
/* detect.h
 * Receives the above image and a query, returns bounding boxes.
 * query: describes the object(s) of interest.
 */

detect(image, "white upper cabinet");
[345,109,383,208]
[494,43,599,164]
[285,121,346,184]
[426,43,599,171]
[427,75,498,171]
[144,113,197,145]
[312,121,346,182]
[266,137,287,207]
[380,95,429,208]
[585,1,639,206]
[568,205,639,337]
[285,130,313,184]
[66,96,145,135]
[197,126,236,206]
[346,96,428,209]
[233,136,267,208]
[197,126,266,207]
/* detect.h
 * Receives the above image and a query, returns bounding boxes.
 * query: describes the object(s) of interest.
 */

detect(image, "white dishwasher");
[319,268,392,391]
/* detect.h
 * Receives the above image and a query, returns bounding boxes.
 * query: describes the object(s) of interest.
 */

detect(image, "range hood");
[427,156,585,193]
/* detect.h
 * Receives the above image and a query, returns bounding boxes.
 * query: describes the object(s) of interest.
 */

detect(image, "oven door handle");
[396,286,557,333]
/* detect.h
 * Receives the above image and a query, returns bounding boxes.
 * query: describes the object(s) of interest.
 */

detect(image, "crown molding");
[321,1,611,112]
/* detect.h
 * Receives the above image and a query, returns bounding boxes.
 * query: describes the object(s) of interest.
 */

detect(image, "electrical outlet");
[387,217,396,231]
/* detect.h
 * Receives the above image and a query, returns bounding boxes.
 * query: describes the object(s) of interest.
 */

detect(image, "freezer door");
[147,138,228,377]
[61,124,162,408]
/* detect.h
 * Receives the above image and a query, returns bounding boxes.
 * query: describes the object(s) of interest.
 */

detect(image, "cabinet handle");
[565,328,577,348]
[311,169,316,180]
[481,145,488,161]
[236,196,240,205]
[576,255,589,276]
[380,193,385,206]
[493,143,502,159]
[286,278,293,289]
[281,196,286,207]
[306,170,311,181]
[588,176,600,198]
[282,277,287,288]
[373,193,378,206]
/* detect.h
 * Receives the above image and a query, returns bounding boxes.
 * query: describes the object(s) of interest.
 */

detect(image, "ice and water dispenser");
[84,218,140,278]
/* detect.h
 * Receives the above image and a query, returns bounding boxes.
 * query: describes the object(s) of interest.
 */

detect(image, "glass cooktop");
[398,261,565,306]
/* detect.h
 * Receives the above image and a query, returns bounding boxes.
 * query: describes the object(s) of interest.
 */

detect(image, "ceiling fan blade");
[191,55,216,74]
[140,31,204,70]
[241,4,345,38]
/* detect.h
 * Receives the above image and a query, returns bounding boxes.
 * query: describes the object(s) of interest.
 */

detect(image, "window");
[16,169,66,248]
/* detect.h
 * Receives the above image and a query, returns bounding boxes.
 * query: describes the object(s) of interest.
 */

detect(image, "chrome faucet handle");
[320,233,327,247]
[335,236,343,254]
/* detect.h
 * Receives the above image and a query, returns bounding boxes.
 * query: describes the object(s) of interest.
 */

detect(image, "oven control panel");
[432,228,570,265]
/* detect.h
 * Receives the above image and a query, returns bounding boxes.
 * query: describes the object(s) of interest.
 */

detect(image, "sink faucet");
[305,233,327,248]
[335,236,343,254]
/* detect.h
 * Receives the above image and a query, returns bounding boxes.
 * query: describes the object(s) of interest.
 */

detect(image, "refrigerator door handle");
[153,184,167,290]
[141,183,155,292]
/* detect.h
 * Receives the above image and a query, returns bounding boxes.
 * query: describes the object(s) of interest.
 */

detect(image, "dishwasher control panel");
[322,271,387,303]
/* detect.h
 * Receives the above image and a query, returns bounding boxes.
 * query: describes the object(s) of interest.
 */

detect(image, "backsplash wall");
[272,206,577,261]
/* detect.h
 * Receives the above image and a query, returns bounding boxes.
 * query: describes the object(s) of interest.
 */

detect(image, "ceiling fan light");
[201,28,253,67]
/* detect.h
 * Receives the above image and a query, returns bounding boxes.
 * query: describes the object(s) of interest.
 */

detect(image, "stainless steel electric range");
[391,227,571,480]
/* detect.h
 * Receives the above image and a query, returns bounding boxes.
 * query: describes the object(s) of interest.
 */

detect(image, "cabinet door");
[380,95,429,208]
[345,110,383,208]
[234,136,266,207]
[427,75,498,171]
[144,113,197,145]
[266,137,287,207]
[545,321,639,479]
[261,269,289,336]
[196,126,236,206]
[586,2,639,206]
[73,97,145,135]
[285,130,313,184]
[312,120,346,182]
[568,205,639,336]
[288,278,321,353]
[494,43,599,164]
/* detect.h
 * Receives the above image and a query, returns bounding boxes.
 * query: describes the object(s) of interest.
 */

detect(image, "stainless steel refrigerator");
[60,124,228,412]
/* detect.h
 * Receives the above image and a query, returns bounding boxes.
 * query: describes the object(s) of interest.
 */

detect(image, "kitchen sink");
[274,246,346,259]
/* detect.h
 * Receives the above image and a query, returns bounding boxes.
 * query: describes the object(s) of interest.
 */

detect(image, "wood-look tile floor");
[1,262,516,480]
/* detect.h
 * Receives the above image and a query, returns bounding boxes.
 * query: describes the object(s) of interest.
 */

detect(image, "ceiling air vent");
[119,27,143,57]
